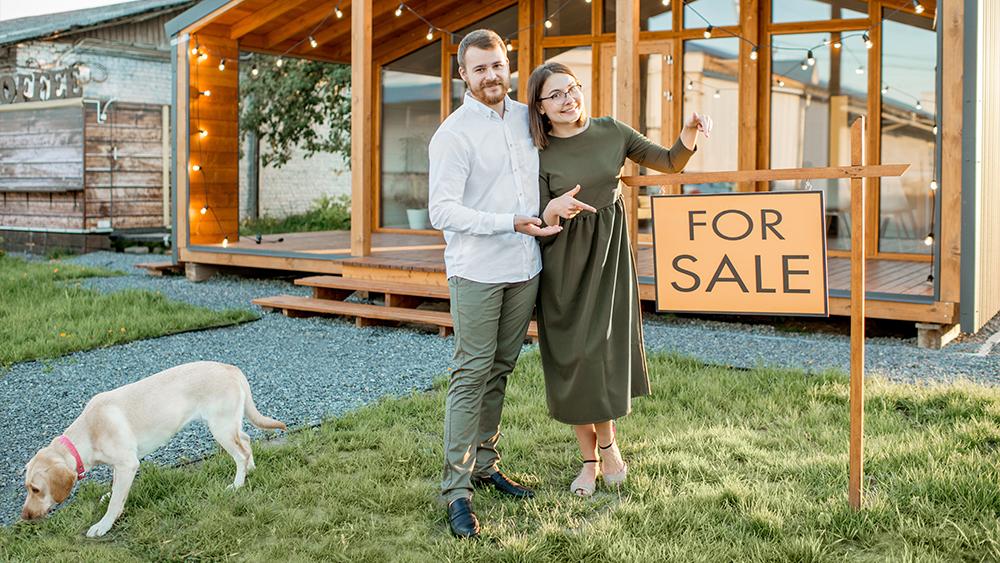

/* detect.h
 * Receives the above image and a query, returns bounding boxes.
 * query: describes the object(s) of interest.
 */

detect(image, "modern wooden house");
[163,0,999,343]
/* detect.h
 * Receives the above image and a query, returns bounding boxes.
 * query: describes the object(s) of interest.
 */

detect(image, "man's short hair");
[457,29,505,69]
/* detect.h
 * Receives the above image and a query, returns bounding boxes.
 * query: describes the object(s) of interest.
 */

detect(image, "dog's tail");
[236,370,287,431]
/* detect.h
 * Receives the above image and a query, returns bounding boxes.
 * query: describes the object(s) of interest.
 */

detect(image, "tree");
[238,55,352,168]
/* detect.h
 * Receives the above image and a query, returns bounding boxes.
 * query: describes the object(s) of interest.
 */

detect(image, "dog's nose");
[21,507,32,520]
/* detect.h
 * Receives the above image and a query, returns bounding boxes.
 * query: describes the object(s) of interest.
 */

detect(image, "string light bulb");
[276,57,284,68]
[800,61,809,71]
[191,47,199,56]
[662,0,670,5]
[199,129,208,138]
[222,237,230,248]
[309,36,318,48]
[544,18,553,29]
[335,7,343,18]
[807,50,815,66]
[749,46,758,61]
[881,85,889,95]
[703,25,713,39]
[395,3,403,16]
[426,28,434,41]
[863,32,873,49]
[191,164,201,172]
[930,180,938,191]
[856,65,864,75]
[218,58,226,71]
[506,41,514,52]
[932,124,938,135]
[833,40,842,49]
[200,89,211,97]
[923,233,934,246]
[713,90,721,99]
[198,52,208,62]
[251,64,259,77]
[200,206,208,215]
[686,80,693,90]
[777,79,785,87]
[915,100,922,110]
[913,0,924,14]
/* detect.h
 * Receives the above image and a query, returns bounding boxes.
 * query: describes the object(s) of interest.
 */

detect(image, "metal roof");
[0,0,194,47]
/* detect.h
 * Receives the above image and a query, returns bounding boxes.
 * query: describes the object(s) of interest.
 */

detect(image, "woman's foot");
[598,440,628,486]
[570,460,599,497]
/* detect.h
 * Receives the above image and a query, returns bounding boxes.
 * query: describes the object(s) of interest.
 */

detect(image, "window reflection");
[772,0,867,23]
[544,0,590,36]
[769,32,868,251]
[879,9,937,254]
[380,41,441,230]
[604,0,673,33]
[683,37,739,194]
[684,0,738,29]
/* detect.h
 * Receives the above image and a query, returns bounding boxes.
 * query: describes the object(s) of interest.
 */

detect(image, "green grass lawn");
[0,255,258,368]
[3,353,998,562]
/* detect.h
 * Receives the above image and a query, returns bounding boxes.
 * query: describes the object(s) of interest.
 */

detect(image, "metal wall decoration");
[0,68,83,105]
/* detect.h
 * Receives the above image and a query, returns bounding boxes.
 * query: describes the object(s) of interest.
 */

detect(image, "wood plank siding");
[84,103,169,230]
[0,101,85,230]
[186,32,239,245]
[975,0,1000,330]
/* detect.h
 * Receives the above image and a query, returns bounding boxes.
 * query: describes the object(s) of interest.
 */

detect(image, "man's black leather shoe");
[472,470,535,499]
[447,498,480,538]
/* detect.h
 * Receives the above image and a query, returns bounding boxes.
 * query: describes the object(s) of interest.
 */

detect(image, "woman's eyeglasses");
[540,83,583,103]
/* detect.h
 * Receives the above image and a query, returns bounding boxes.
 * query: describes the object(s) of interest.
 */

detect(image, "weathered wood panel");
[83,102,168,229]
[0,191,84,229]
[0,104,84,192]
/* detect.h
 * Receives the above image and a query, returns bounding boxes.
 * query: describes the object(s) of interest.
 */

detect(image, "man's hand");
[514,215,563,237]
[542,185,597,226]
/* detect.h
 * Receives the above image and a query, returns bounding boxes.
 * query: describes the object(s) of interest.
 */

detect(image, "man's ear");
[50,464,76,503]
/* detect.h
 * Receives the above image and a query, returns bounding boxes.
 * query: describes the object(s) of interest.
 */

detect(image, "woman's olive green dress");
[537,116,694,425]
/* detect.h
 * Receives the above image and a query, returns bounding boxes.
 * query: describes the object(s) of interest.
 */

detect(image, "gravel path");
[1,251,996,525]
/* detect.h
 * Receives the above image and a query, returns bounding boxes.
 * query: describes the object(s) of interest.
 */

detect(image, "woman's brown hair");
[526,62,586,150]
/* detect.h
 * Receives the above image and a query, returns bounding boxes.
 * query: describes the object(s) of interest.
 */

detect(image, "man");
[428,29,560,539]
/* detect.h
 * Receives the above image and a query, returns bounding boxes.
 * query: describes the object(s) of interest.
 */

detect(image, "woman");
[527,62,712,496]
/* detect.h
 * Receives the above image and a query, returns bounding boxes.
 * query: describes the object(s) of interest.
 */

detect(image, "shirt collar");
[464,92,510,120]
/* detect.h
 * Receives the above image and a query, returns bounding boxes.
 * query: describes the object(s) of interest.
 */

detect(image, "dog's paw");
[225,482,244,491]
[86,521,112,537]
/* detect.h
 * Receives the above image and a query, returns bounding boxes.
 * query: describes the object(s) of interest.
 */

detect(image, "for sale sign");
[651,191,829,316]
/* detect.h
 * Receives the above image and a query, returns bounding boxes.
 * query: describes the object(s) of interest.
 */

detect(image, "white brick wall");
[15,41,172,105]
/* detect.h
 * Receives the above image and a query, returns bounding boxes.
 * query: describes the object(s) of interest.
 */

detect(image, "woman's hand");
[681,112,712,150]
[542,185,597,226]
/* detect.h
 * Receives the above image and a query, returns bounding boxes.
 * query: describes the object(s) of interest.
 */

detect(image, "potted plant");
[396,172,429,230]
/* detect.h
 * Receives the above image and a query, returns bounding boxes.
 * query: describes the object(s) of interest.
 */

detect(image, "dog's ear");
[49,464,76,503]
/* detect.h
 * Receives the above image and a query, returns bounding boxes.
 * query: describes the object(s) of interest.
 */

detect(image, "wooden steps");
[255,276,538,339]
[294,275,449,303]
[135,261,183,276]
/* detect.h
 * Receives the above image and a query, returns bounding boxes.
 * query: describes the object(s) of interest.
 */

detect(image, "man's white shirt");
[428,93,542,284]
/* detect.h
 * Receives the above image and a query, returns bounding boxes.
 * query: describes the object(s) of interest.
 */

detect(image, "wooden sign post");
[630,117,902,510]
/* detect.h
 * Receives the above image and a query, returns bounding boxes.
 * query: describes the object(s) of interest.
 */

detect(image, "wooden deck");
[180,230,952,323]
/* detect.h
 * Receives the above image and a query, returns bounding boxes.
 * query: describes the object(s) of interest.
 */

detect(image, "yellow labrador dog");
[21,361,286,537]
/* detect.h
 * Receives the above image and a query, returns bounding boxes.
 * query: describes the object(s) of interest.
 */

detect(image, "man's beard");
[470,78,508,105]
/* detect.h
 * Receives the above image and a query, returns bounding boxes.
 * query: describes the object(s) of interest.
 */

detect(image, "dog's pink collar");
[57,435,86,480]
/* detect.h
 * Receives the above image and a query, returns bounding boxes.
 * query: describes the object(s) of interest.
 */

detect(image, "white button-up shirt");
[428,93,542,284]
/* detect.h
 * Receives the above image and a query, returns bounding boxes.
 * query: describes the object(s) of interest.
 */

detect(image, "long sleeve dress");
[537,116,695,425]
